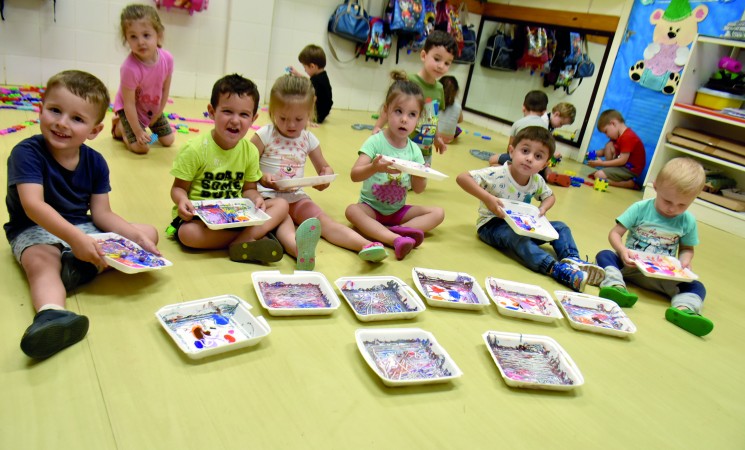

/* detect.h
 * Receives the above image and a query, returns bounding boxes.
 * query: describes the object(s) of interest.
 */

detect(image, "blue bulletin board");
[586,0,744,184]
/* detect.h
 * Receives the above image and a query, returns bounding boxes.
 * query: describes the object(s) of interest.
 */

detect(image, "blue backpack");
[388,0,425,34]
[328,0,371,43]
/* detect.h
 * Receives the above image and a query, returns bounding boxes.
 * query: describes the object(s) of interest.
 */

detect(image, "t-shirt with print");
[510,114,548,137]
[617,198,698,256]
[468,163,553,230]
[255,124,320,204]
[358,132,424,216]
[5,135,111,241]
[170,133,262,218]
[113,48,174,126]
[613,127,646,176]
[408,73,444,159]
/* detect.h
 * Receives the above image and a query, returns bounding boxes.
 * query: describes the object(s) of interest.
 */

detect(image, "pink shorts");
[369,204,412,226]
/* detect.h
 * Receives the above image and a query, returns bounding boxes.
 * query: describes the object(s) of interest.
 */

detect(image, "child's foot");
[550,262,587,292]
[60,250,98,292]
[561,256,606,286]
[295,218,321,270]
[388,226,424,247]
[599,286,638,307]
[358,242,388,262]
[665,307,714,337]
[20,309,89,359]
[229,234,283,263]
[393,236,416,260]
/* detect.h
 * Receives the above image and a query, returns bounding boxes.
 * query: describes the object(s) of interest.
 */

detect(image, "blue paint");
[448,290,461,300]
[194,340,204,349]
[212,314,229,325]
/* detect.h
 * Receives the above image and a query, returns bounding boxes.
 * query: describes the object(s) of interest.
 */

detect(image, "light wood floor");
[1,98,743,449]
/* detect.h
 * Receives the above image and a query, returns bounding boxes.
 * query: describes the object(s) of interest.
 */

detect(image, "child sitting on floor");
[345,71,445,260]
[457,126,604,292]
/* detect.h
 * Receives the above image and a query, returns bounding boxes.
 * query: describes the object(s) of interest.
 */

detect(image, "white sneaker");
[561,256,606,286]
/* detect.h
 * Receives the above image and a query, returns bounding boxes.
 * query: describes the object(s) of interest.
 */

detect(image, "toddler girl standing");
[112,4,174,155]
[251,75,388,270]
[345,71,445,260]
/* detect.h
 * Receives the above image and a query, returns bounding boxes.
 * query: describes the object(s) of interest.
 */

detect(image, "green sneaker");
[599,286,638,308]
[665,307,714,337]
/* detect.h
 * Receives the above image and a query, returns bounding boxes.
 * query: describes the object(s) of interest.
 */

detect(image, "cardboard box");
[698,190,745,212]
[666,134,745,166]
[672,127,745,158]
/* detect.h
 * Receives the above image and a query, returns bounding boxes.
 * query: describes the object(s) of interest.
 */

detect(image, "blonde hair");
[656,157,705,196]
[383,70,424,113]
[119,4,165,47]
[597,109,624,130]
[44,70,111,124]
[552,102,576,123]
[269,74,315,122]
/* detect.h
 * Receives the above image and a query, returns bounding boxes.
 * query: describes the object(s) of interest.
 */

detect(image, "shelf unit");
[643,35,745,239]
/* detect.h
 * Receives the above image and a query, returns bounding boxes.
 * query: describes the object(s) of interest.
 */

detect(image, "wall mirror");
[462,16,614,147]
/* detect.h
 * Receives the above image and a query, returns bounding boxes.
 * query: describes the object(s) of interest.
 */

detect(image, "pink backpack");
[155,0,208,15]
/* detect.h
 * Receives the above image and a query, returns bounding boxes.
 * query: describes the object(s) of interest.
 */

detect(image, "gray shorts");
[9,222,102,263]
[600,166,636,182]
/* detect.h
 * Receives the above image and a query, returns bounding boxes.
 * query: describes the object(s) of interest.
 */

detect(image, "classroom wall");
[0,0,630,148]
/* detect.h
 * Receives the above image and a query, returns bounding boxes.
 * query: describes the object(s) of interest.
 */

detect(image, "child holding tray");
[345,71,445,260]
[252,75,388,269]
[456,126,604,292]
[169,74,289,264]
[596,157,713,336]
[5,70,161,359]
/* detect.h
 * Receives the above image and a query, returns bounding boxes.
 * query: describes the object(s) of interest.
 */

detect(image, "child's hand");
[485,196,505,218]
[177,198,195,221]
[288,66,301,77]
[620,248,636,267]
[587,160,602,168]
[371,126,382,135]
[136,129,152,147]
[69,234,107,269]
[434,136,447,154]
[260,173,286,191]
[371,155,399,174]
[134,235,161,256]
[313,167,334,191]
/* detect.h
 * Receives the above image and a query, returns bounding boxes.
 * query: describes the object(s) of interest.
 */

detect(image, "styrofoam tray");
[411,267,490,310]
[91,232,172,274]
[273,174,338,189]
[554,291,637,338]
[192,198,271,230]
[499,198,558,241]
[485,277,563,322]
[251,270,340,316]
[483,331,584,390]
[155,295,271,359]
[335,276,425,321]
[355,328,463,386]
[628,250,698,282]
[380,155,448,180]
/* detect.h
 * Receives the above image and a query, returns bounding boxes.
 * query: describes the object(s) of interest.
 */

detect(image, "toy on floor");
[570,176,584,187]
[594,178,609,192]
[548,154,562,168]
[546,172,571,187]
[351,124,374,130]
[583,150,597,164]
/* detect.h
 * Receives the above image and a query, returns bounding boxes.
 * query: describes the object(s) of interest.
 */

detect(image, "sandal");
[599,286,638,308]
[665,307,714,337]
[351,123,374,131]
[295,218,321,270]
[229,234,283,263]
[358,242,388,262]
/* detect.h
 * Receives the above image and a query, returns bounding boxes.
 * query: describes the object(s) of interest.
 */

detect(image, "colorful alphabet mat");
[192,198,270,229]
[628,250,699,282]
[92,233,172,274]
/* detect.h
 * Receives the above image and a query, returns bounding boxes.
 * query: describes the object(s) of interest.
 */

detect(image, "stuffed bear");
[629,0,708,95]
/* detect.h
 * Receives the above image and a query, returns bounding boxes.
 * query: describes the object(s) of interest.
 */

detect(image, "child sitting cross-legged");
[457,126,604,292]
[169,74,289,264]
[596,157,714,336]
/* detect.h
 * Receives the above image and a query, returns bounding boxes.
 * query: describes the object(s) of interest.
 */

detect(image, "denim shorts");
[9,222,102,263]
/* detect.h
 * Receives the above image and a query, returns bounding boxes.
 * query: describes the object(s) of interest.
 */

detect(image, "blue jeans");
[477,218,580,274]
[596,249,706,310]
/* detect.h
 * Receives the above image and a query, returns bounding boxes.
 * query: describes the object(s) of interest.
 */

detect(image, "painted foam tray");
[554,291,637,338]
[273,174,338,189]
[155,294,271,359]
[380,155,448,180]
[91,232,172,274]
[251,270,340,316]
[335,276,425,321]
[355,328,463,386]
[499,198,558,241]
[192,198,271,230]
[483,331,584,390]
[485,277,563,323]
[628,250,698,282]
[411,267,490,310]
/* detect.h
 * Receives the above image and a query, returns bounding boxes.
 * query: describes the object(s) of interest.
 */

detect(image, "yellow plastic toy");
[594,178,609,192]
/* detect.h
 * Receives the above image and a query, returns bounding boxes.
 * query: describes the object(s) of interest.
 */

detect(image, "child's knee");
[127,141,150,154]
[159,133,175,147]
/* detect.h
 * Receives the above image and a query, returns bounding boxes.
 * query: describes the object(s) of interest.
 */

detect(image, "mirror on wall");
[462,16,614,147]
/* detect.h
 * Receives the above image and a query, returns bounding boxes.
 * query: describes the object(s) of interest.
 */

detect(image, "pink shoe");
[393,236,416,260]
[388,226,424,248]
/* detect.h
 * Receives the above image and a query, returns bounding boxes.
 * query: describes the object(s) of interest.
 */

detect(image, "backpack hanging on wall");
[357,16,392,64]
[480,23,519,71]
[454,3,477,64]
[328,0,371,44]
[388,0,424,34]
[434,0,464,56]
[517,26,549,72]
[155,0,208,15]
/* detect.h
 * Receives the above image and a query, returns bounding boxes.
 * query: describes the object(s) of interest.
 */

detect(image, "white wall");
[0,0,631,155]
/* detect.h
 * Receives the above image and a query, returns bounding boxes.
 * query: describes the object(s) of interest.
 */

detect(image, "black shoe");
[60,250,98,292]
[20,309,89,359]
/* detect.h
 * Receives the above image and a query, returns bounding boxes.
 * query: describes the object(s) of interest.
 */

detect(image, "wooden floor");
[1,98,744,449]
